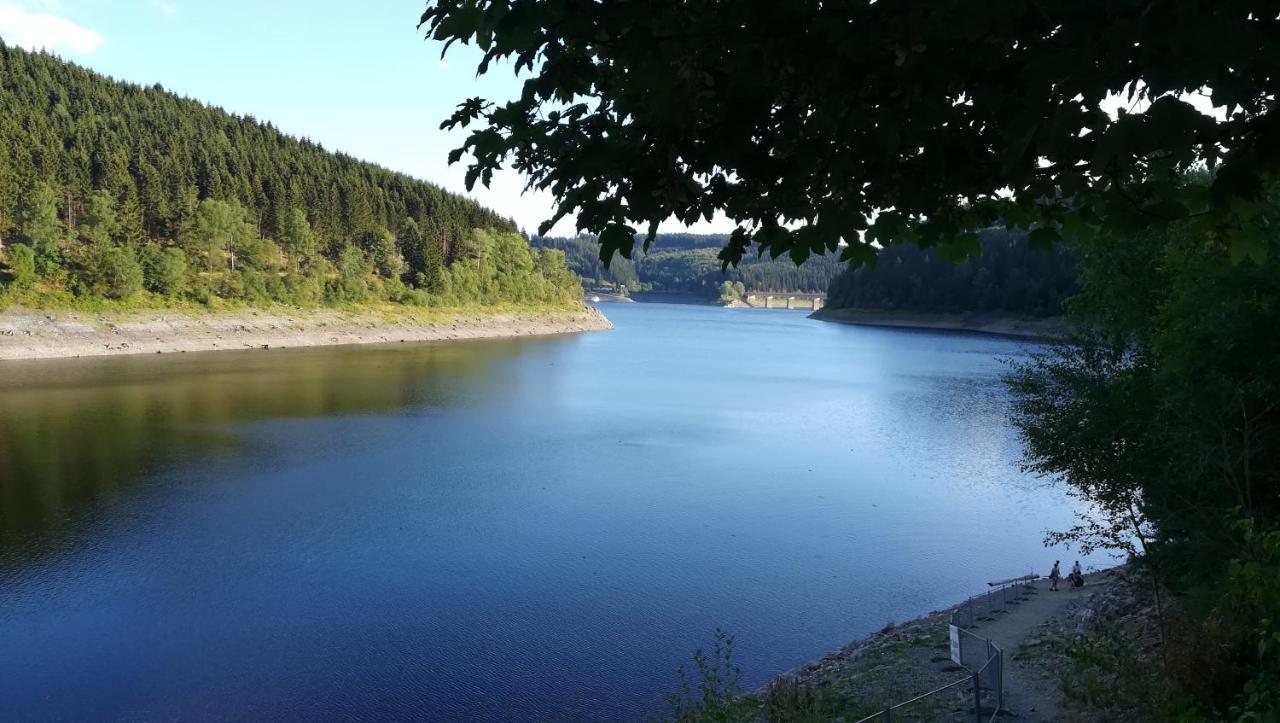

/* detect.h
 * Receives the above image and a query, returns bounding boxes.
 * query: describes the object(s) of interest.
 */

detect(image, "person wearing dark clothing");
[1070,560,1084,588]
[1049,560,1061,591]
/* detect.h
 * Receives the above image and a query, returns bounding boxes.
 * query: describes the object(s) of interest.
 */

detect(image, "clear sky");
[0,0,726,235]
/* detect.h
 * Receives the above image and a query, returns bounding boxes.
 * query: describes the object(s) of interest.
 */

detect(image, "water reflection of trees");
[0,338,544,547]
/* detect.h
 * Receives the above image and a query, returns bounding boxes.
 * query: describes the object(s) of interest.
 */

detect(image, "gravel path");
[760,570,1117,721]
[958,574,1105,721]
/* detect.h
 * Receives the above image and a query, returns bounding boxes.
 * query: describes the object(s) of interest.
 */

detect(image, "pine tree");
[78,189,118,246]
[399,217,425,278]
[0,42,575,308]
[117,190,146,247]
[18,182,62,274]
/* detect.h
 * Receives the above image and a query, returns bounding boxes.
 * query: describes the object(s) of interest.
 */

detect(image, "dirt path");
[964,575,1103,720]
[762,570,1116,722]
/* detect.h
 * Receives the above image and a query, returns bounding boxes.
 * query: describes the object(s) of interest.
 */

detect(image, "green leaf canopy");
[421,1,1280,266]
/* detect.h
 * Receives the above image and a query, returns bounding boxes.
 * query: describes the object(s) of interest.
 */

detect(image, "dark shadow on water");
[0,337,551,551]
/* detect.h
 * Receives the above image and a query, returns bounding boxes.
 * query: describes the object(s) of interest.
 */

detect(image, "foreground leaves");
[422,1,1280,267]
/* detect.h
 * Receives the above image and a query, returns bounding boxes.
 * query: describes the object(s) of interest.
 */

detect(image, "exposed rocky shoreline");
[738,566,1131,721]
[0,304,612,361]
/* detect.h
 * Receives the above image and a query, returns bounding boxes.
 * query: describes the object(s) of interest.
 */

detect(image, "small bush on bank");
[71,243,144,300]
[1219,521,1280,721]
[140,246,187,296]
[1058,630,1167,720]
[664,629,753,722]
[763,676,829,722]
[3,244,37,290]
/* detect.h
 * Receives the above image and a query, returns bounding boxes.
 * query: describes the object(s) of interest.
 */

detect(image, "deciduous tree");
[422,1,1280,267]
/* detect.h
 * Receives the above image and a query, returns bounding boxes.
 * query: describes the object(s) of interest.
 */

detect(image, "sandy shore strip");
[811,308,1071,340]
[0,305,612,361]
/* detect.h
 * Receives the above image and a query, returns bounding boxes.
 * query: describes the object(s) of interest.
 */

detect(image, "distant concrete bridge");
[745,294,826,311]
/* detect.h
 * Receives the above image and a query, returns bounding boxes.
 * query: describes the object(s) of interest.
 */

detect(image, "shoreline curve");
[0,304,612,361]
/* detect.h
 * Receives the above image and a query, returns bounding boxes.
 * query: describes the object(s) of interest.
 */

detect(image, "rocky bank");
[0,304,612,361]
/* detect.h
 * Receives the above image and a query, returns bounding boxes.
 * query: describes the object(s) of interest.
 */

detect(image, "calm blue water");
[0,303,1102,720]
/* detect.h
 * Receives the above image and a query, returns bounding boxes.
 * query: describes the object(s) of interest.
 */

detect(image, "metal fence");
[853,576,1038,723]
[950,576,1039,629]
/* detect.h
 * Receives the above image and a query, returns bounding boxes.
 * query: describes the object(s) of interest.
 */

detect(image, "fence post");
[997,646,1004,711]
[973,672,982,723]
[882,706,892,722]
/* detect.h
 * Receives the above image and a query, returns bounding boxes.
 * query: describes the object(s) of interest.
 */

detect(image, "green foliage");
[423,2,1276,268]
[762,677,829,723]
[139,245,187,296]
[17,183,62,275]
[399,217,426,276]
[1221,521,1280,721]
[78,190,119,247]
[1012,194,1280,560]
[1009,184,1280,714]
[281,208,317,269]
[235,232,280,272]
[534,235,640,290]
[664,630,750,723]
[333,244,373,304]
[193,199,252,271]
[826,230,1077,317]
[0,42,573,311]
[0,42,512,250]
[717,281,741,305]
[234,268,275,306]
[440,230,582,306]
[71,243,144,300]
[358,228,403,278]
[2,244,36,289]
[533,234,844,297]
[1057,630,1167,721]
[282,264,327,307]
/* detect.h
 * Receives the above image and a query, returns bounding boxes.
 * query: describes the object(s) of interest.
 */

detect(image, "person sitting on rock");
[1070,560,1084,588]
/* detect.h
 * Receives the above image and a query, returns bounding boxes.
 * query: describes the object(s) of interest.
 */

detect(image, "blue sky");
[0,0,726,235]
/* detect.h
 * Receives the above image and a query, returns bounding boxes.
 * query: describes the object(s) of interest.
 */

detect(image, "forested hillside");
[533,234,844,297]
[0,43,580,308]
[825,230,1076,317]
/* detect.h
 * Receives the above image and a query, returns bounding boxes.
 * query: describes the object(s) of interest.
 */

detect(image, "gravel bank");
[745,568,1124,721]
[0,305,612,361]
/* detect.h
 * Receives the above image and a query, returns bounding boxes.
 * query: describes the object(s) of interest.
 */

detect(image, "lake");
[0,303,1102,720]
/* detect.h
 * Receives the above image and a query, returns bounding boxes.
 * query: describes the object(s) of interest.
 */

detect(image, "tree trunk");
[1128,505,1169,669]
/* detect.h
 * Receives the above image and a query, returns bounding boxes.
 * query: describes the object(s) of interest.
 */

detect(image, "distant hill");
[0,43,579,309]
[533,234,846,298]
[824,229,1076,317]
